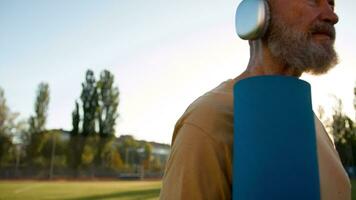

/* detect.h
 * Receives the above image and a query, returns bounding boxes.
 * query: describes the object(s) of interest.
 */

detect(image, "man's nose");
[319,2,339,25]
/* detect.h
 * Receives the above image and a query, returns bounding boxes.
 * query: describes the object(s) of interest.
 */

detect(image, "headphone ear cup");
[235,0,270,40]
[261,0,271,38]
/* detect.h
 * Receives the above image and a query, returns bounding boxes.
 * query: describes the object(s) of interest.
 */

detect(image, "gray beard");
[266,17,338,75]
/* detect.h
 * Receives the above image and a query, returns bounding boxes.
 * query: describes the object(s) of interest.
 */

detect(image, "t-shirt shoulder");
[173,80,234,145]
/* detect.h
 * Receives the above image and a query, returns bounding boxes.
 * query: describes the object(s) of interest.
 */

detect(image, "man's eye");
[328,0,335,6]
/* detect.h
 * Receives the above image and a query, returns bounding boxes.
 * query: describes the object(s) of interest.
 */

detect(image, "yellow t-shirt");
[160,79,351,200]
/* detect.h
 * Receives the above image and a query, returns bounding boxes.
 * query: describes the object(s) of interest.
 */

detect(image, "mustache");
[309,22,336,40]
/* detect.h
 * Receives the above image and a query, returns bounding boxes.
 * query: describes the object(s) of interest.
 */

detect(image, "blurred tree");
[13,119,28,170]
[331,99,355,167]
[0,88,14,166]
[81,137,96,169]
[0,88,29,170]
[79,70,100,174]
[67,101,83,175]
[72,101,80,136]
[142,143,153,170]
[0,88,8,127]
[95,70,120,167]
[117,135,140,168]
[29,83,50,133]
[354,84,356,121]
[39,130,67,171]
[151,157,163,172]
[110,148,124,171]
[81,70,98,137]
[317,105,325,121]
[97,70,119,138]
[26,82,50,167]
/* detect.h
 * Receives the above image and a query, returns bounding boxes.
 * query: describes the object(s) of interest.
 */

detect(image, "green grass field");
[0,180,161,200]
[0,180,355,200]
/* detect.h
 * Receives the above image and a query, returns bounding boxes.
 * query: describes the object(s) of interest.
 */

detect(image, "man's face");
[265,0,339,75]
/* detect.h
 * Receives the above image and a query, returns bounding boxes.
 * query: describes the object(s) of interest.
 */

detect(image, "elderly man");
[160,0,351,199]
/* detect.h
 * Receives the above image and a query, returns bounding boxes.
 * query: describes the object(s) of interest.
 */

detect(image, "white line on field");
[14,184,44,194]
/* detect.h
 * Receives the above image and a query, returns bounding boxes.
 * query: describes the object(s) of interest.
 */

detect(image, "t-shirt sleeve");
[159,123,231,200]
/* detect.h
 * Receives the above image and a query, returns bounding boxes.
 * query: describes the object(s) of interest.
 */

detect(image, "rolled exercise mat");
[233,76,320,200]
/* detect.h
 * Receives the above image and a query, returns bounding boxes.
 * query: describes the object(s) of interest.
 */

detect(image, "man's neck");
[234,40,302,83]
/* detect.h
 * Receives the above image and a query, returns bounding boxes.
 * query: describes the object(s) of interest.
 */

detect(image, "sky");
[0,0,355,144]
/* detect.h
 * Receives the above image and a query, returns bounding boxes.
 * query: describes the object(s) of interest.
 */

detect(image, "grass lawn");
[0,180,161,200]
[1,179,355,199]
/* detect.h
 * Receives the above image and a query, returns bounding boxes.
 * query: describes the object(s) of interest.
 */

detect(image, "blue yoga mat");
[233,76,320,200]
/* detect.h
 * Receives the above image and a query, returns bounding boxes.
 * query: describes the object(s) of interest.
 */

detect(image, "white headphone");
[235,0,271,40]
